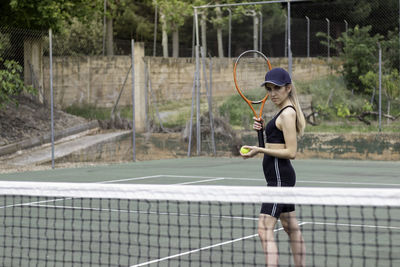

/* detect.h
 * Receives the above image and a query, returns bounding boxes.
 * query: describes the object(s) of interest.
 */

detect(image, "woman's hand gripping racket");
[233,50,272,148]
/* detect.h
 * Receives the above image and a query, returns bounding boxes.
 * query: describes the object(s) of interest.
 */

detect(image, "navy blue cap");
[261,68,292,87]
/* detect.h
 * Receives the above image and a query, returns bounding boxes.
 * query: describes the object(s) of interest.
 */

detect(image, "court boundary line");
[100,174,400,187]
[0,176,223,209]
[131,222,307,267]
[28,203,400,231]
[30,203,259,221]
[131,218,400,267]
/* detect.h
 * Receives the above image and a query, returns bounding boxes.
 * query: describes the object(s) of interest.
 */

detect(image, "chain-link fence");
[1,0,399,169]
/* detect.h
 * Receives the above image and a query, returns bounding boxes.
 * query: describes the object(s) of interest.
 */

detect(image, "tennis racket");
[233,50,272,148]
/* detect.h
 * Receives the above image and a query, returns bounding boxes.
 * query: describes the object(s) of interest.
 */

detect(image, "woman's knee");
[280,214,300,235]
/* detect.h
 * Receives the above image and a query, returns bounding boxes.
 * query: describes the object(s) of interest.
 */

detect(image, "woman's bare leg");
[280,211,306,267]
[258,214,279,266]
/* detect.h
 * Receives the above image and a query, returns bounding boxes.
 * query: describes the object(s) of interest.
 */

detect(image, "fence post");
[49,29,55,169]
[378,42,382,132]
[326,18,330,59]
[131,39,136,161]
[305,16,310,58]
[259,11,263,53]
[227,8,232,58]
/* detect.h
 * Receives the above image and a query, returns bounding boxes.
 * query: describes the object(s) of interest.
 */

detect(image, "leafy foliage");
[383,69,400,101]
[297,75,373,121]
[0,58,36,109]
[382,29,400,72]
[156,0,192,33]
[360,69,400,116]
[1,0,102,32]
[51,18,103,56]
[335,25,382,94]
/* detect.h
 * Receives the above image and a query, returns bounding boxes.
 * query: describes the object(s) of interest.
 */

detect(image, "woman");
[240,68,306,267]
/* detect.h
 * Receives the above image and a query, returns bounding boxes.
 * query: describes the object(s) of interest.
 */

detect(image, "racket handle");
[257,130,265,148]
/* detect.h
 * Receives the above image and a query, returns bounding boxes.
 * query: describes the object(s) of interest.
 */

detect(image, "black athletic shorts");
[260,155,296,218]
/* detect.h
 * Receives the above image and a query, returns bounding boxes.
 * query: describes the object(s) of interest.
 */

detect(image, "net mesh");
[0,182,399,266]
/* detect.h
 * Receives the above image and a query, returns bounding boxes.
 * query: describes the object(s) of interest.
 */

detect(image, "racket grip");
[257,130,265,148]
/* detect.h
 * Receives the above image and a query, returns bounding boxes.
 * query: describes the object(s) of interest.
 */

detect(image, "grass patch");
[64,104,132,120]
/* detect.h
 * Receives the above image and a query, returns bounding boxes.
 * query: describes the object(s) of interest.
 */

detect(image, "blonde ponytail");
[288,83,306,136]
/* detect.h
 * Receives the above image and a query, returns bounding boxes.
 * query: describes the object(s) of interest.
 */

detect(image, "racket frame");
[233,50,272,148]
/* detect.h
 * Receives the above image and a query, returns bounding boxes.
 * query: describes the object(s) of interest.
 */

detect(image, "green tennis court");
[1,157,399,187]
[0,158,399,266]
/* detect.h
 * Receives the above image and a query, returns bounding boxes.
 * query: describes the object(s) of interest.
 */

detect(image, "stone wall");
[145,57,335,101]
[56,131,400,163]
[44,53,334,108]
[43,48,336,132]
[43,43,146,131]
[297,132,400,160]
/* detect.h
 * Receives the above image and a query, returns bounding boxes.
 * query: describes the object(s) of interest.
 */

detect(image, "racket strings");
[234,54,269,103]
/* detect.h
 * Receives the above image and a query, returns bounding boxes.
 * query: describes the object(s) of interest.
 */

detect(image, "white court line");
[131,222,307,267]
[131,218,400,267]
[302,221,400,231]
[102,174,400,187]
[130,234,260,267]
[0,198,67,209]
[0,176,224,209]
[297,180,400,187]
[177,177,225,185]
[99,175,163,184]
[160,175,261,181]
[31,204,258,222]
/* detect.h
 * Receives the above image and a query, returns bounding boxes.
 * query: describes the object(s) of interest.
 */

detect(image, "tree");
[156,0,192,58]
[291,0,374,26]
[335,25,382,94]
[114,0,154,42]
[52,18,104,56]
[0,0,103,60]
[0,0,101,32]
[211,1,224,58]
[382,29,400,72]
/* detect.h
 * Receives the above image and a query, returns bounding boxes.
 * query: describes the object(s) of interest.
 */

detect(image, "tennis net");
[0,181,399,266]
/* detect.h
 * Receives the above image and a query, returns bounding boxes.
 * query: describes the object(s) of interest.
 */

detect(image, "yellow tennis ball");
[240,147,251,154]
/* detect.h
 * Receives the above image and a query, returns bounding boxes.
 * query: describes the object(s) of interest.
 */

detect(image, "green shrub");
[0,58,36,109]
[297,75,372,120]
[218,89,265,127]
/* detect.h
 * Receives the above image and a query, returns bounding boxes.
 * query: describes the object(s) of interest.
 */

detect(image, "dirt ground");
[0,96,94,173]
[0,96,88,146]
[0,97,242,173]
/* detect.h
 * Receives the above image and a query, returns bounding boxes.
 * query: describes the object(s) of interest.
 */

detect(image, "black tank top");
[265,105,296,144]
